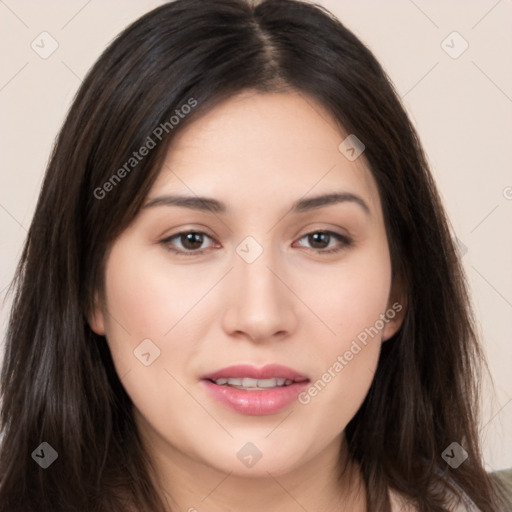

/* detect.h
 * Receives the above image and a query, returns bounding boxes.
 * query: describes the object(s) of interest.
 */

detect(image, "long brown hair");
[0,0,503,510]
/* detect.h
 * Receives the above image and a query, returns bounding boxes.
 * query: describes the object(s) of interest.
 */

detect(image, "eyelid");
[292,221,353,243]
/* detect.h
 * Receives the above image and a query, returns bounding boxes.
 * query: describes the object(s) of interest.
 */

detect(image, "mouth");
[200,364,310,415]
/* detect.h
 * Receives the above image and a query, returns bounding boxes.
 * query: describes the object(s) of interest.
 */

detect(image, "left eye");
[294,231,350,253]
[161,231,216,254]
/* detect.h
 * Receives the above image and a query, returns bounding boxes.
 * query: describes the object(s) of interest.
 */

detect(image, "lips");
[200,364,310,415]
[201,364,309,382]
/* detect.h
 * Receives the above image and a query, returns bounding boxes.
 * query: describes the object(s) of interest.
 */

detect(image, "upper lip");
[201,364,309,382]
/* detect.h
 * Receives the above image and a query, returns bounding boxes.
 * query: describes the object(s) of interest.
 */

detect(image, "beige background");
[1,0,511,470]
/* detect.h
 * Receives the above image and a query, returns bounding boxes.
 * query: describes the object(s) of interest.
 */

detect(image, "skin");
[91,91,406,512]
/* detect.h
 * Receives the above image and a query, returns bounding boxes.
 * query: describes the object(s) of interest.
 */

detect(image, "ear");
[88,292,106,335]
[382,276,407,342]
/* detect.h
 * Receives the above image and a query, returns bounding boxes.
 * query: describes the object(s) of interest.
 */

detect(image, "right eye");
[160,231,220,256]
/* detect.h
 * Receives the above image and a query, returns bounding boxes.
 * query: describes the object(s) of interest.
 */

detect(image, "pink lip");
[201,364,309,382]
[201,364,309,416]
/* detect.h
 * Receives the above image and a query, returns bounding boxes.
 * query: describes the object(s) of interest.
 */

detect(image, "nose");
[221,248,298,343]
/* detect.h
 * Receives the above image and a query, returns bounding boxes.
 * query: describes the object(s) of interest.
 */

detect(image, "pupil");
[309,232,329,249]
[182,232,203,250]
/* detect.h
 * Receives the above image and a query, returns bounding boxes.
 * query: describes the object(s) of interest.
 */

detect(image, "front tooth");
[241,377,259,388]
[216,377,290,388]
[257,378,278,388]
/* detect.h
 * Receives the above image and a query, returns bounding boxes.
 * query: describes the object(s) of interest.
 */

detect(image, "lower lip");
[202,380,309,415]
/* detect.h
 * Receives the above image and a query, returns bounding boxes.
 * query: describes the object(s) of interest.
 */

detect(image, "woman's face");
[92,91,404,478]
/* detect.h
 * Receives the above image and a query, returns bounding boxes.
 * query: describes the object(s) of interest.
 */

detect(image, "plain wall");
[1,0,511,470]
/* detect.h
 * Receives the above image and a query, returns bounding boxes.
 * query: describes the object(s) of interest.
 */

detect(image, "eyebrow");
[291,192,370,215]
[143,195,225,213]
[143,192,370,215]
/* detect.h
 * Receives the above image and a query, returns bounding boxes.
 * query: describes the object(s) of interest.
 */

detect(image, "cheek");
[100,243,219,393]
[301,241,392,342]
[294,242,391,417]
[102,244,222,343]
[100,246,218,440]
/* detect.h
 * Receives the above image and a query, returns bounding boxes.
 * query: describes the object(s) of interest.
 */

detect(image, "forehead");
[151,91,381,215]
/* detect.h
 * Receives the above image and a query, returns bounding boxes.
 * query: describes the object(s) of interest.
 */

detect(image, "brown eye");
[161,231,217,255]
[180,232,205,250]
[294,230,351,253]
[308,232,331,249]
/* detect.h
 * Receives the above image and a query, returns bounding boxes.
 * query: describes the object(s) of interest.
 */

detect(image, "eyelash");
[160,230,352,256]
